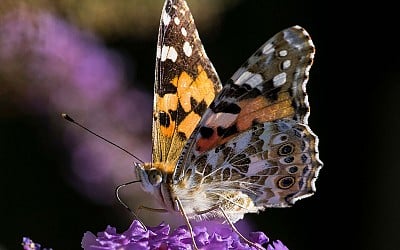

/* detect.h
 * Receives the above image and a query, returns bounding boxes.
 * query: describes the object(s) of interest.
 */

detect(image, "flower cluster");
[22,220,288,250]
[81,220,289,250]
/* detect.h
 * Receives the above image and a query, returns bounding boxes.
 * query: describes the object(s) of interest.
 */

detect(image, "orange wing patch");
[157,93,179,138]
[190,65,217,106]
[158,65,217,140]
[173,66,215,111]
[236,92,295,131]
[195,91,297,153]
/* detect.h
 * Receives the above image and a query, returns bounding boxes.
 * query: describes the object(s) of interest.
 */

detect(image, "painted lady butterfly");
[135,0,322,248]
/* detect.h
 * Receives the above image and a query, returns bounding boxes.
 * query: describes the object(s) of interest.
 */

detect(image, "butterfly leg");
[175,197,199,250]
[115,181,168,230]
[115,181,148,230]
[219,206,265,250]
[134,205,168,230]
[136,205,168,215]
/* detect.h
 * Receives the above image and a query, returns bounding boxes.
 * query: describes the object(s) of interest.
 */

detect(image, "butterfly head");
[134,162,168,193]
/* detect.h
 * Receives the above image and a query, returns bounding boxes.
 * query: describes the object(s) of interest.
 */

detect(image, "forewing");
[152,0,222,172]
[191,26,316,155]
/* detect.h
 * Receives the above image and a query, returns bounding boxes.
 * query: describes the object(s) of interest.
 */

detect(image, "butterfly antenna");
[61,113,144,164]
[62,113,147,229]
[115,181,147,230]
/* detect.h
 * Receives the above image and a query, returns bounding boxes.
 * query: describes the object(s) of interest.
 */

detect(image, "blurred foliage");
[0,0,239,39]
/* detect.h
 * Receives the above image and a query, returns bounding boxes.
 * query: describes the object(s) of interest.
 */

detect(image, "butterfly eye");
[147,169,162,185]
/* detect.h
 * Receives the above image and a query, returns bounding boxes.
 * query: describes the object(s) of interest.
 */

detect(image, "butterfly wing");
[194,26,316,154]
[174,26,322,212]
[152,0,222,172]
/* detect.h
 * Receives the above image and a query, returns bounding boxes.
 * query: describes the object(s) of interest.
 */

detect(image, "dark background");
[1,0,399,249]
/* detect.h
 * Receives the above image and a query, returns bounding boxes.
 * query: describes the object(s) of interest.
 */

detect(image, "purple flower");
[21,237,52,250]
[266,240,288,250]
[82,220,288,250]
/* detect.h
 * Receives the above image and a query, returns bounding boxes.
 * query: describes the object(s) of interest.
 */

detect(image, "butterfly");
[134,0,322,248]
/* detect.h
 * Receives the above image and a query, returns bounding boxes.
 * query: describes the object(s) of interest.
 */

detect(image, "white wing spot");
[279,50,288,57]
[162,11,171,26]
[234,71,253,85]
[161,45,178,62]
[167,46,178,62]
[282,60,291,69]
[183,41,192,57]
[156,45,161,58]
[174,17,180,25]
[273,72,287,87]
[181,27,187,37]
[204,112,237,128]
[283,28,305,50]
[161,46,168,61]
[262,43,274,54]
[234,71,263,88]
[246,73,263,87]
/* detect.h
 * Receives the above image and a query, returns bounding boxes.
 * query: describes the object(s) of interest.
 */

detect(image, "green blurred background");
[1,0,399,249]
